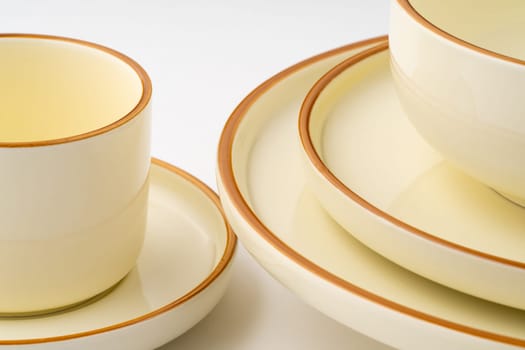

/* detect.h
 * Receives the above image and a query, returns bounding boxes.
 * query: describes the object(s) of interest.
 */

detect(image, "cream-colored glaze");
[301,45,525,310]
[408,0,525,60]
[217,38,525,349]
[0,159,236,349]
[390,0,525,204]
[0,38,143,142]
[0,35,151,313]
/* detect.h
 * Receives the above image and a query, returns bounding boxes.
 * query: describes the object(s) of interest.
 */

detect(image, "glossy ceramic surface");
[0,158,236,349]
[390,0,525,205]
[299,42,525,310]
[0,34,151,313]
[217,37,525,349]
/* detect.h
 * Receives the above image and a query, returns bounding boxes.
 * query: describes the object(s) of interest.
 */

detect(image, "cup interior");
[407,0,525,60]
[0,36,144,143]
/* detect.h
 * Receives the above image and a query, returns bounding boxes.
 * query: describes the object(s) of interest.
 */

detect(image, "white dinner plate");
[1,158,236,349]
[299,42,525,310]
[217,37,525,349]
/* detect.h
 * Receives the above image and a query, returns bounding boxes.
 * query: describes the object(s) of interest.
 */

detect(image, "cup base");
[0,274,126,318]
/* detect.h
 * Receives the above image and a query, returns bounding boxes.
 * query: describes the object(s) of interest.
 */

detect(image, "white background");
[0,1,391,348]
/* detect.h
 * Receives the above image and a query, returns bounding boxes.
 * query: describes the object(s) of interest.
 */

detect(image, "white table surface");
[0,1,392,348]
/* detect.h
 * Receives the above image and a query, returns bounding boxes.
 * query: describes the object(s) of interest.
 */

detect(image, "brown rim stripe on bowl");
[299,41,525,270]
[397,0,525,66]
[0,33,152,148]
[0,157,237,345]
[217,36,525,347]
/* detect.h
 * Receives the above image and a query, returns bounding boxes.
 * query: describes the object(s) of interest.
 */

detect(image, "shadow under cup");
[0,34,152,315]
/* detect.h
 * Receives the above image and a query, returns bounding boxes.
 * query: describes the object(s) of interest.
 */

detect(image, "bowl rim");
[396,0,525,66]
[0,33,152,148]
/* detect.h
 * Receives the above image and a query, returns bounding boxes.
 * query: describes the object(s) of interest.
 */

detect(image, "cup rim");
[397,0,525,66]
[0,33,152,148]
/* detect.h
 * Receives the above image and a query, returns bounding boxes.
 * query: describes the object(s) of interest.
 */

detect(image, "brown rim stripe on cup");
[0,33,152,148]
[397,0,525,66]
[0,157,237,345]
[299,41,525,270]
[217,36,525,347]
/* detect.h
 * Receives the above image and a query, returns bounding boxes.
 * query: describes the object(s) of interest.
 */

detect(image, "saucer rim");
[217,36,525,347]
[1,157,237,345]
[298,41,525,270]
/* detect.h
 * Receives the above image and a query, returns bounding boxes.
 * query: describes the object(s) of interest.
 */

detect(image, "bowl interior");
[0,36,144,143]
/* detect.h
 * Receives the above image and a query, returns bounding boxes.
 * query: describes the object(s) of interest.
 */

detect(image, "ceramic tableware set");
[218,0,525,349]
[2,0,525,349]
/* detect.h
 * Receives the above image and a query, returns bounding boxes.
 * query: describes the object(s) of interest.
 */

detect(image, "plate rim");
[298,41,525,270]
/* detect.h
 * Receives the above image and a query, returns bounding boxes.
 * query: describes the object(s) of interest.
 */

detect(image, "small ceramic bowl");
[0,34,151,314]
[389,0,525,205]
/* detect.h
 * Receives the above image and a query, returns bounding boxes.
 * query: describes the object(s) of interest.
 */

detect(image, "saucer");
[0,158,237,349]
[299,42,525,310]
[217,37,525,349]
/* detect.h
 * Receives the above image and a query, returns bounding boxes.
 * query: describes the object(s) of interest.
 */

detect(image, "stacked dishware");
[0,34,236,349]
[4,1,524,348]
[217,1,525,349]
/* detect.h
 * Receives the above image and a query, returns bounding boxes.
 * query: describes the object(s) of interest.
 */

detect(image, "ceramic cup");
[389,0,525,205]
[0,34,151,314]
